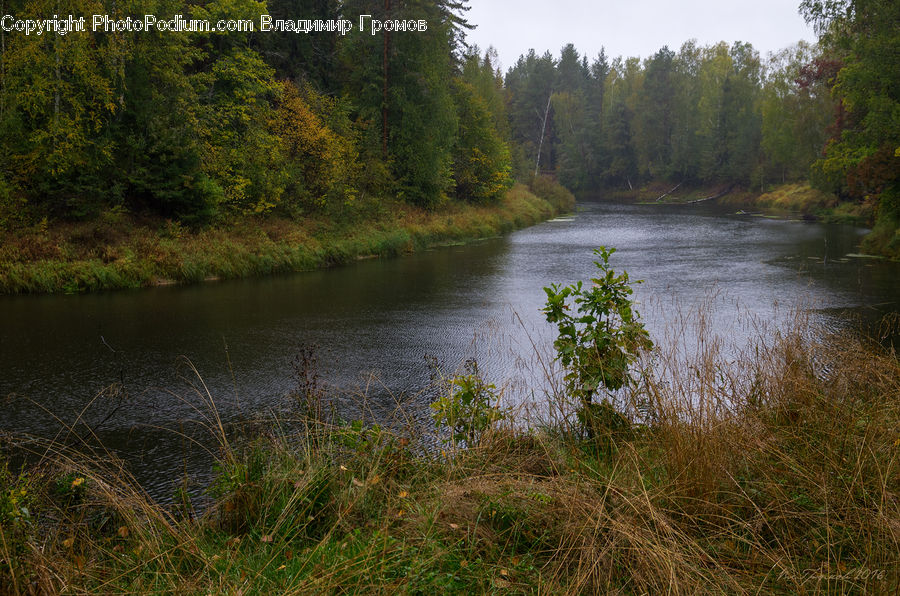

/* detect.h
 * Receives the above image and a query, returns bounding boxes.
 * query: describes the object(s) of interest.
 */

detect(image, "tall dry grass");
[1,304,897,594]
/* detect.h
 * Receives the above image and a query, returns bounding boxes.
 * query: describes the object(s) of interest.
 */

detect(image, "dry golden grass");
[1,304,898,594]
[753,183,839,214]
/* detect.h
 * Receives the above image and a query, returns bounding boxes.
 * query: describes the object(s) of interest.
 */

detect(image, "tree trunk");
[655,182,682,202]
[534,92,552,178]
[0,0,5,119]
[382,0,391,160]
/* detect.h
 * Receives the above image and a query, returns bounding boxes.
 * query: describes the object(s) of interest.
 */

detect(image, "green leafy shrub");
[431,359,505,448]
[543,247,652,438]
[53,472,89,507]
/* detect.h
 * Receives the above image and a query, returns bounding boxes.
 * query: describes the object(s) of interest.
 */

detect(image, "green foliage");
[0,462,32,532]
[862,183,900,257]
[635,47,677,179]
[210,444,337,541]
[543,247,652,407]
[450,79,512,203]
[0,460,34,590]
[549,45,598,192]
[0,177,29,231]
[251,0,341,88]
[339,0,466,208]
[273,82,361,215]
[528,175,576,212]
[460,46,510,140]
[2,0,480,222]
[387,31,458,207]
[801,0,900,254]
[52,472,89,507]
[0,0,121,216]
[761,42,835,184]
[688,42,764,184]
[505,49,558,179]
[195,47,285,215]
[111,1,212,222]
[4,0,886,250]
[501,38,841,193]
[431,359,505,447]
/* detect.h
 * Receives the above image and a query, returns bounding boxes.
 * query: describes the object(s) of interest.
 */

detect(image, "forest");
[2,2,899,592]
[0,0,897,253]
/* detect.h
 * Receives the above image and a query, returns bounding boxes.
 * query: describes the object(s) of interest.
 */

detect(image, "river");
[2,200,898,500]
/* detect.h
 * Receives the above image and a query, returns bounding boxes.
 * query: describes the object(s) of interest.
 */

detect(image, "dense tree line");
[800,0,900,252]
[503,40,835,194]
[1,0,896,254]
[502,0,897,251]
[0,0,512,224]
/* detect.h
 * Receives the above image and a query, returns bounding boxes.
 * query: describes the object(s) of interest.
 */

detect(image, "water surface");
[2,201,898,499]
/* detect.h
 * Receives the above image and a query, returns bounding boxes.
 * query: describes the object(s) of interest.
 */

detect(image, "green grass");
[2,305,898,594]
[0,179,575,295]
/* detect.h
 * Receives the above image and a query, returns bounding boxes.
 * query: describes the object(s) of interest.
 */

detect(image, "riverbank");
[2,310,897,593]
[721,183,879,226]
[609,180,899,258]
[705,183,899,259]
[0,179,574,295]
[611,181,869,221]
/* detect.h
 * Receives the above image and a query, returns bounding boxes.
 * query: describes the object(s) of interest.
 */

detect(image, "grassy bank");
[2,308,898,594]
[721,184,879,227]
[610,181,869,221]
[0,179,574,295]
[607,180,900,259]
[613,181,837,214]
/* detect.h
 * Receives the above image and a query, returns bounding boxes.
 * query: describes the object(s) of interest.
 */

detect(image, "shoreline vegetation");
[3,3,898,272]
[614,181,865,222]
[0,179,574,296]
[4,175,896,298]
[608,180,896,254]
[3,1,897,282]
[2,297,898,593]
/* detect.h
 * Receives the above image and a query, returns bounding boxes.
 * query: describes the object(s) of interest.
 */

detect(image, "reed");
[1,304,897,594]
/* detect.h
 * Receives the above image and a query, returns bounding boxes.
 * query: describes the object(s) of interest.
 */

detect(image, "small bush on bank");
[529,175,576,213]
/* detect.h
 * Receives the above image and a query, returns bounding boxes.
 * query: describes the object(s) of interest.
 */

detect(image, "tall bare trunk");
[534,92,552,178]
[1,0,5,119]
[53,0,61,135]
[382,0,391,159]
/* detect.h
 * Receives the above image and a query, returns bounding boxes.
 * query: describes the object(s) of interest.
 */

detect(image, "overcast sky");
[463,0,816,71]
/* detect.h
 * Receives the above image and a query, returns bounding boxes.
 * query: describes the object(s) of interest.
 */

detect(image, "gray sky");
[463,0,816,70]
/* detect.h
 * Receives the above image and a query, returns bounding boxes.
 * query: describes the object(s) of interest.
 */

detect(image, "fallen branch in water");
[688,185,733,204]
[655,182,683,202]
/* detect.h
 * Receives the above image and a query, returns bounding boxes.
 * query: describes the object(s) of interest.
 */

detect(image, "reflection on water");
[2,201,898,500]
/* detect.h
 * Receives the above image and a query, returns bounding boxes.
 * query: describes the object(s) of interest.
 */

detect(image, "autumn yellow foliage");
[273,82,360,213]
